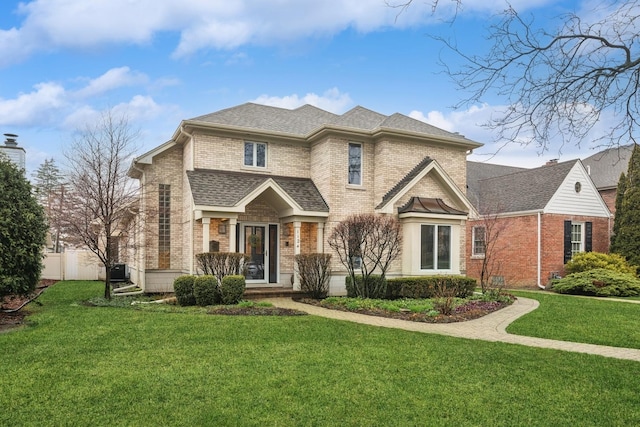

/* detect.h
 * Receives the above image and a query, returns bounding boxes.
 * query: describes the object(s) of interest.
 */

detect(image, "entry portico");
[188,169,329,288]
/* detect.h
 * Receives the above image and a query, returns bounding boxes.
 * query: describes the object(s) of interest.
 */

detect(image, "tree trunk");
[104,265,111,300]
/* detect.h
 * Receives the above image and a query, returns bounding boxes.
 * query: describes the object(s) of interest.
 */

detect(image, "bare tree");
[469,210,509,294]
[396,1,640,152]
[60,110,139,299]
[327,214,401,298]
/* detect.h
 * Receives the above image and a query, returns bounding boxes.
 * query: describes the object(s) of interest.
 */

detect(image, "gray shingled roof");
[188,102,479,144]
[582,144,634,189]
[467,160,577,214]
[186,169,329,212]
[466,161,527,208]
[376,156,433,209]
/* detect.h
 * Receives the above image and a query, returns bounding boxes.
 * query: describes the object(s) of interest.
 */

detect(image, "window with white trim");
[244,141,267,168]
[571,222,584,256]
[348,142,362,185]
[421,224,451,270]
[472,226,486,257]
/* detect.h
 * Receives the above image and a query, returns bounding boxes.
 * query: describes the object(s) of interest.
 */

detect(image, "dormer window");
[244,141,267,168]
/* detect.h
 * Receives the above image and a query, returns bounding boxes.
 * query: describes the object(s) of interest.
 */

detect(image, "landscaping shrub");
[296,253,331,299]
[220,275,246,305]
[193,275,219,306]
[173,275,196,306]
[551,268,640,297]
[385,276,476,299]
[345,275,387,299]
[195,252,249,284]
[564,252,637,276]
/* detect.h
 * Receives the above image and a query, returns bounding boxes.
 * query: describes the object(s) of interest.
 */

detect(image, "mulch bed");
[297,298,514,323]
[0,280,58,332]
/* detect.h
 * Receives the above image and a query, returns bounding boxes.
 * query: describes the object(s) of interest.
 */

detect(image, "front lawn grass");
[1,281,640,426]
[509,290,640,349]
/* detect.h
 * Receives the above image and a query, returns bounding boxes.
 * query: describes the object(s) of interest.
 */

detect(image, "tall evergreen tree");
[611,144,640,268]
[0,154,48,297]
[31,158,65,252]
[610,171,627,251]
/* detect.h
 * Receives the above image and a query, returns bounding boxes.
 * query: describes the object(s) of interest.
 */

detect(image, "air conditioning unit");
[110,264,130,282]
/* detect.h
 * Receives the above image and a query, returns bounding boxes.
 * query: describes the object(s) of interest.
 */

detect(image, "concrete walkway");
[265,297,640,362]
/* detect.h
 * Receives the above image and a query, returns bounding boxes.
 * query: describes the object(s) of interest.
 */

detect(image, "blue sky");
[1,0,597,175]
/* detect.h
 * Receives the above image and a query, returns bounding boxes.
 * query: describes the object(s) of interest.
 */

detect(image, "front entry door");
[244,225,266,282]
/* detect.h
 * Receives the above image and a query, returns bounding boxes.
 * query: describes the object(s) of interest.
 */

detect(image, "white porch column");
[293,221,302,290]
[202,218,210,253]
[229,218,237,253]
[316,222,324,253]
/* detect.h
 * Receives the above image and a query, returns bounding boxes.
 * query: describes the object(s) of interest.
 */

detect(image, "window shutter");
[585,221,593,252]
[563,220,572,264]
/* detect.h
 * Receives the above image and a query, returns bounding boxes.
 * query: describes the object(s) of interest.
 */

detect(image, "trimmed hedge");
[551,268,640,297]
[193,275,219,306]
[173,275,196,306]
[220,275,246,305]
[345,275,387,299]
[385,276,477,299]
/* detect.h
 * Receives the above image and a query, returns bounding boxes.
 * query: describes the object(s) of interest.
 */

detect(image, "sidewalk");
[265,297,640,362]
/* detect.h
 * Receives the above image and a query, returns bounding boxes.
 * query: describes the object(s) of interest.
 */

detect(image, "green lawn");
[1,281,640,426]
[508,290,640,349]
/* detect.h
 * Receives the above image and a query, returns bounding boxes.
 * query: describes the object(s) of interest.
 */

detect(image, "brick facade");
[467,214,610,288]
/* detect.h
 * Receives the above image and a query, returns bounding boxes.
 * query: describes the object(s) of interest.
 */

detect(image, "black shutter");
[564,220,572,264]
[585,222,593,252]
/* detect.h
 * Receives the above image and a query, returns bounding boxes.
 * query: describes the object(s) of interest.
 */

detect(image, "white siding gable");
[545,162,610,217]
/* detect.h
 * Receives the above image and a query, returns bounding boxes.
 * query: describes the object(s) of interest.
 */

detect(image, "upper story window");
[244,141,267,168]
[348,142,362,185]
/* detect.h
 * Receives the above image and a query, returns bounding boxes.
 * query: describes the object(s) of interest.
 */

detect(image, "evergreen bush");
[551,268,640,297]
[220,275,246,305]
[173,275,196,306]
[565,252,636,275]
[193,275,219,306]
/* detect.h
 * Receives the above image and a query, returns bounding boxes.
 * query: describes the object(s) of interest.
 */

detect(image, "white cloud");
[0,82,67,126]
[74,67,149,99]
[1,0,557,66]
[251,88,353,114]
[409,103,602,168]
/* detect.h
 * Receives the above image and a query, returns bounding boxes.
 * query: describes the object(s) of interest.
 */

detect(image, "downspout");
[537,211,544,289]
[179,125,195,274]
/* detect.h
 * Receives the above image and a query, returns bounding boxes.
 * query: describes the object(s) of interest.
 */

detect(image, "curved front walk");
[265,297,640,362]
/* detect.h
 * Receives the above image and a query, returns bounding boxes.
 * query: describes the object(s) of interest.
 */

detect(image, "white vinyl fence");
[42,250,101,281]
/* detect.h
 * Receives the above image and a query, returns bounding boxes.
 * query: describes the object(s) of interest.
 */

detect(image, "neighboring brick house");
[582,144,633,217]
[128,103,482,294]
[466,160,611,289]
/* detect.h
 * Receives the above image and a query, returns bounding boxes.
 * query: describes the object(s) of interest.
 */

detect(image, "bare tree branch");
[433,2,640,152]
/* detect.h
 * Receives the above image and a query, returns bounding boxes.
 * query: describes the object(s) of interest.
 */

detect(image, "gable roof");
[582,144,634,190]
[377,156,434,209]
[186,169,329,213]
[468,160,578,214]
[187,103,481,147]
[376,156,476,216]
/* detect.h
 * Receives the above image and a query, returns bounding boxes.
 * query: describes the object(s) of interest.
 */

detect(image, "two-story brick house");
[127,103,481,294]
